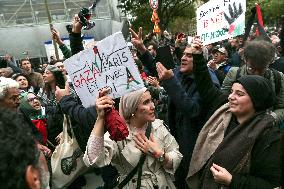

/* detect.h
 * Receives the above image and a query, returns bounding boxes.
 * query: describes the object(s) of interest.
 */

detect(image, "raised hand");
[55,82,70,102]
[208,60,217,70]
[96,88,114,119]
[147,76,160,88]
[129,27,147,54]
[156,62,174,81]
[72,14,83,33]
[51,28,64,45]
[224,2,243,25]
[191,37,203,55]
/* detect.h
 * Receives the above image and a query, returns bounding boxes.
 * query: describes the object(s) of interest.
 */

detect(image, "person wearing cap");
[208,46,230,84]
[186,39,281,189]
[84,88,182,189]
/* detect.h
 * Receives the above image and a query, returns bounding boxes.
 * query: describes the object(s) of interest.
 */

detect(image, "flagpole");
[44,0,59,60]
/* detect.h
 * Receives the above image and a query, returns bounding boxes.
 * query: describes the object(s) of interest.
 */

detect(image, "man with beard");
[0,107,50,189]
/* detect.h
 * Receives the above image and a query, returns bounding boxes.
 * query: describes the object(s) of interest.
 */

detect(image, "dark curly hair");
[0,107,39,189]
[244,40,276,68]
[11,73,32,88]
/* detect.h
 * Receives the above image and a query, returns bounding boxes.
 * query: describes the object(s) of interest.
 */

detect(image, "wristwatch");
[157,151,165,163]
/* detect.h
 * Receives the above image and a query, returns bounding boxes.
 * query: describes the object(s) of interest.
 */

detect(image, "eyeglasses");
[27,96,39,102]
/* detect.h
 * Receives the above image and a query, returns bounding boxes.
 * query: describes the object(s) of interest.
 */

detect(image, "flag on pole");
[255,3,264,36]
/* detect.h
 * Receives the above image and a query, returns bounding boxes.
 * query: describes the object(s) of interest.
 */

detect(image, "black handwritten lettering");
[114,68,125,78]
[87,81,99,94]
[106,74,115,83]
[121,52,128,63]
[105,68,125,84]
[199,5,220,20]
[224,0,230,6]
[99,47,129,71]
[112,56,120,67]
[112,82,118,92]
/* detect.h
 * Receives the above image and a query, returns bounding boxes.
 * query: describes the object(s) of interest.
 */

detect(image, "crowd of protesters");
[0,10,284,189]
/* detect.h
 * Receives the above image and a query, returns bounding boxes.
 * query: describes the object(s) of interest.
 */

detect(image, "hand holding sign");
[96,88,114,118]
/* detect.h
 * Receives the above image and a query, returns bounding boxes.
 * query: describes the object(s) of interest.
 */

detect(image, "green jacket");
[59,44,72,59]
[221,65,284,125]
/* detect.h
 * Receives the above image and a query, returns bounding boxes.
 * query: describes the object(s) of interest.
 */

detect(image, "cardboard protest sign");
[64,32,144,107]
[196,0,246,45]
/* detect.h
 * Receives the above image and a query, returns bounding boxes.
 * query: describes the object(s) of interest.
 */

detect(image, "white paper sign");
[196,0,246,45]
[64,32,144,107]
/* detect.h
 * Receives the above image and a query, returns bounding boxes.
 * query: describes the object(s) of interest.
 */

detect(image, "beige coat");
[83,119,182,189]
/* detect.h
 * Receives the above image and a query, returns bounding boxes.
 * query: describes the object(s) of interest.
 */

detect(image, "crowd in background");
[0,11,284,189]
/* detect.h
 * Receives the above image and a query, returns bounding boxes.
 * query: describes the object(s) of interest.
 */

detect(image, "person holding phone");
[130,27,220,189]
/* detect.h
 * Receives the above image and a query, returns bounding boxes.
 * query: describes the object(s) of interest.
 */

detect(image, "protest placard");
[64,32,144,107]
[196,0,246,45]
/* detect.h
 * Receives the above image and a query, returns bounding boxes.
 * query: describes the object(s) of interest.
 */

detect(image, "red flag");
[255,3,264,36]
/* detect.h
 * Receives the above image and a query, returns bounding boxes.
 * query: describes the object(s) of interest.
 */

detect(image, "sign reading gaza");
[64,32,144,107]
[196,0,246,45]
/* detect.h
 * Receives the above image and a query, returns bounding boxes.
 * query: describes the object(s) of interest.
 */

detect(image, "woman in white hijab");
[83,88,182,189]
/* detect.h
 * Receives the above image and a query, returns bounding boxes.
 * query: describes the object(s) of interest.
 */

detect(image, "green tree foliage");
[118,0,196,32]
[246,0,284,25]
[168,4,196,34]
